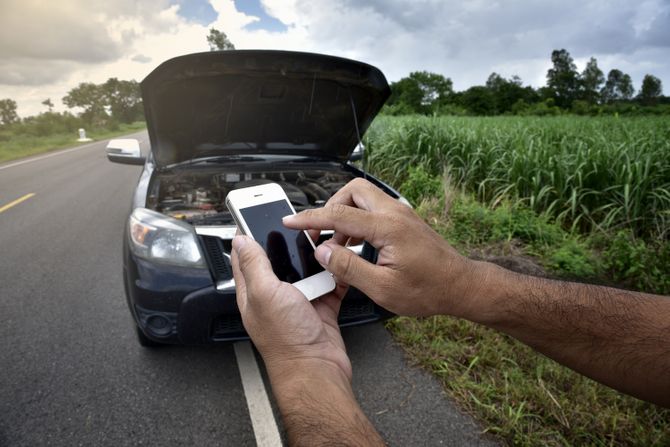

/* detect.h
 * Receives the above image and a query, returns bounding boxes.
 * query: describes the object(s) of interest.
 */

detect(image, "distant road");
[0,132,496,446]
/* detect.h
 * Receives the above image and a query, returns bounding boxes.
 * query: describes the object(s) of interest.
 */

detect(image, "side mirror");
[106,139,145,165]
[350,143,365,162]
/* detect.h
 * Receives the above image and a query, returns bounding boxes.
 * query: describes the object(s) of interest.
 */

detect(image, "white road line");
[234,341,283,447]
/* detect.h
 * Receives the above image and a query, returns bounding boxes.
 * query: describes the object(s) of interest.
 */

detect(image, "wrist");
[266,357,385,446]
[445,258,517,325]
[266,358,357,421]
[266,357,353,395]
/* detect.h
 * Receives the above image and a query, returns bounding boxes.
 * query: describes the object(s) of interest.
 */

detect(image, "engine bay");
[148,168,357,224]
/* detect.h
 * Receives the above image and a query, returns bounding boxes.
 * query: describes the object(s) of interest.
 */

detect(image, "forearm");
[468,262,670,407]
[267,360,385,446]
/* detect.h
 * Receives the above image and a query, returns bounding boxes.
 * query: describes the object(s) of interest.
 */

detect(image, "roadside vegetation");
[363,115,670,445]
[0,78,145,164]
[367,115,670,292]
[0,119,146,164]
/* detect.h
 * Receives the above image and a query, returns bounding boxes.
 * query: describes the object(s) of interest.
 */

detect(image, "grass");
[365,115,670,240]
[384,190,670,446]
[0,121,146,164]
[366,114,670,446]
[388,315,670,446]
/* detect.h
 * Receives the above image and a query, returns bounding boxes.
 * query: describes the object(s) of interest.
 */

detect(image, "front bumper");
[124,234,392,345]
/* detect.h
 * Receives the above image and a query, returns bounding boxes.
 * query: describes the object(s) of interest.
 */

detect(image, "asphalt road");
[0,133,497,446]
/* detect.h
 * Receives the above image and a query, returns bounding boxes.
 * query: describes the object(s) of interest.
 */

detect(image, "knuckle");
[329,203,349,219]
[351,177,369,188]
[296,207,316,219]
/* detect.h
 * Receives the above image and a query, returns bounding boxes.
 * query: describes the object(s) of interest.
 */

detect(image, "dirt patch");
[468,240,547,277]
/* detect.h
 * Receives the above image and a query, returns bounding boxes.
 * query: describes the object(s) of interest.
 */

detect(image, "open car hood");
[141,50,390,168]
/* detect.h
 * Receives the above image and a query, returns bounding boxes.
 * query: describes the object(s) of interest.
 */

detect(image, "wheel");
[136,326,164,348]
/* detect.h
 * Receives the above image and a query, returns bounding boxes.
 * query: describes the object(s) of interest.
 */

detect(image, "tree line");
[1,47,667,132]
[0,78,143,137]
[385,49,667,116]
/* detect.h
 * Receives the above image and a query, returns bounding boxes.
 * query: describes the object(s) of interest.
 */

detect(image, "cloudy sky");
[1,0,669,117]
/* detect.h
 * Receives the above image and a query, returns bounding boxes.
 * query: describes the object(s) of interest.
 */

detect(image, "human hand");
[231,235,352,381]
[283,178,493,319]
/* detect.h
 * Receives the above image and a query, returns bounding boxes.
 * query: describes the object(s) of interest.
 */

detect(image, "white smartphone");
[225,182,336,301]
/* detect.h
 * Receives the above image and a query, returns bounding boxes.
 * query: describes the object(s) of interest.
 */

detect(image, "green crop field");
[364,115,670,445]
[365,115,670,240]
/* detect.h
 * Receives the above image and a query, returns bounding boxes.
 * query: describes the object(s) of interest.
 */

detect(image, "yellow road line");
[0,193,36,214]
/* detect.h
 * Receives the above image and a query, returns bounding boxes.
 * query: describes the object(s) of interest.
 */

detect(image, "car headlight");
[128,208,206,268]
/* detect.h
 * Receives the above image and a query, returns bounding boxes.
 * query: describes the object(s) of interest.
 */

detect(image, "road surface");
[0,133,497,446]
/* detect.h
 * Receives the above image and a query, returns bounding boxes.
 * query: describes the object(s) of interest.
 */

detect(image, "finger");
[232,235,280,300]
[332,231,349,246]
[283,204,386,248]
[314,241,387,298]
[347,237,364,246]
[307,229,321,243]
[325,178,396,212]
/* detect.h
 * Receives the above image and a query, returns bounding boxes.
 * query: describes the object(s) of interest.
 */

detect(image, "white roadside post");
[77,128,92,142]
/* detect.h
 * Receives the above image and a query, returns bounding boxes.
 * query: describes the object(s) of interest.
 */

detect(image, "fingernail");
[282,214,295,223]
[232,235,247,252]
[315,244,332,265]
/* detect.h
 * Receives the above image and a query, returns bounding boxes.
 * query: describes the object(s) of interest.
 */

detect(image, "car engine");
[148,169,357,224]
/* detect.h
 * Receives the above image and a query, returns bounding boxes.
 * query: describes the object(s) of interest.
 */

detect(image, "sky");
[1,0,669,117]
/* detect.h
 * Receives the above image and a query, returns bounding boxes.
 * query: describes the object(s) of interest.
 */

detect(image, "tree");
[619,74,634,100]
[638,74,663,106]
[580,57,604,104]
[207,28,235,51]
[62,82,107,125]
[0,98,19,125]
[387,71,453,114]
[387,77,424,113]
[485,73,538,113]
[546,49,580,108]
[601,69,635,103]
[411,71,454,109]
[42,98,54,112]
[102,78,143,123]
[459,86,496,115]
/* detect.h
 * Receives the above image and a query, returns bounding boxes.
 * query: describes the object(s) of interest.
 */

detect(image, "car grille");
[338,299,376,323]
[199,235,233,282]
[209,298,379,340]
[210,314,246,340]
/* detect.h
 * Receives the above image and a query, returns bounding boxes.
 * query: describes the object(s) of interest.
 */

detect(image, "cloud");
[131,54,153,63]
[0,0,181,81]
[0,59,84,86]
[1,0,668,117]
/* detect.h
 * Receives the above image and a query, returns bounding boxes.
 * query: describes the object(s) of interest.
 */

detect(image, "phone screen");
[239,199,324,283]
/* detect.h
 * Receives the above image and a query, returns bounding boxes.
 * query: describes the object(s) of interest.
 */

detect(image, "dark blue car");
[106,50,406,346]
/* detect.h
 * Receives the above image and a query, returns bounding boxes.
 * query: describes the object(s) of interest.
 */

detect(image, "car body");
[107,50,403,346]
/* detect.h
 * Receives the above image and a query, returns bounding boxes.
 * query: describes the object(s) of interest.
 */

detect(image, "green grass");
[365,115,670,240]
[369,116,670,446]
[0,121,146,164]
[388,315,670,446]
[385,190,670,446]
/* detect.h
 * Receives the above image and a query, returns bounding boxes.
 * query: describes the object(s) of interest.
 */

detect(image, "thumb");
[232,236,278,296]
[315,242,384,297]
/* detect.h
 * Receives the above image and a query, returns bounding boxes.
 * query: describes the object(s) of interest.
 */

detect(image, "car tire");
[136,326,164,348]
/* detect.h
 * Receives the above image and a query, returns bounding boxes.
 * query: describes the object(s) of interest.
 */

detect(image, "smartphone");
[225,182,336,301]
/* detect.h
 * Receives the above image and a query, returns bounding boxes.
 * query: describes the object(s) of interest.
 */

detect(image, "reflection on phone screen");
[240,200,324,282]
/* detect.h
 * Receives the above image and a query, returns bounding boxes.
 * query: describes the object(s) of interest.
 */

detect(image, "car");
[107,50,407,346]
